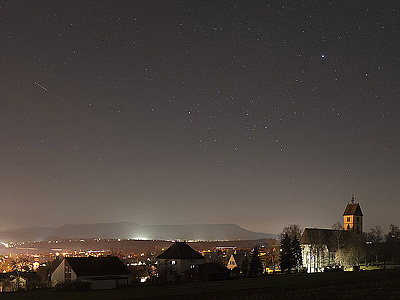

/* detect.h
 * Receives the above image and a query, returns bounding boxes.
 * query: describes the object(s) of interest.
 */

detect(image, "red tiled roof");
[156,242,204,260]
[343,203,363,216]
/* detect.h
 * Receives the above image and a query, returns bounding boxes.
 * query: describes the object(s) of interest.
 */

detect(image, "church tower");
[343,195,363,234]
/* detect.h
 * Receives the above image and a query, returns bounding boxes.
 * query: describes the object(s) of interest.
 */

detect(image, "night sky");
[1,1,399,234]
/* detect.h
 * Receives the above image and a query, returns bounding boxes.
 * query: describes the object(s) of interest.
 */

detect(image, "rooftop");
[156,241,204,260]
[343,203,363,216]
[64,256,130,277]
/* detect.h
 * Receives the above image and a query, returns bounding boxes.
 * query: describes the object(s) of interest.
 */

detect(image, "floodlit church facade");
[300,196,363,273]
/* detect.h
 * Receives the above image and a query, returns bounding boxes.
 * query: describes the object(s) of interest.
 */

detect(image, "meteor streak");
[33,81,87,118]
[34,81,48,91]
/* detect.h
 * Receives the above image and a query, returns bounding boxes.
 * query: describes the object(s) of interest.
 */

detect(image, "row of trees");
[332,224,400,270]
[329,223,400,269]
[245,225,303,276]
[365,224,400,267]
[307,223,400,270]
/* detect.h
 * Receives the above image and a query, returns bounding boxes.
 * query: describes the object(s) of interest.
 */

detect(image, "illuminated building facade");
[301,197,364,272]
[156,241,205,282]
[343,196,363,234]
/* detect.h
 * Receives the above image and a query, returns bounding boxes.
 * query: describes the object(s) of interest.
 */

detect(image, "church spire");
[343,196,363,234]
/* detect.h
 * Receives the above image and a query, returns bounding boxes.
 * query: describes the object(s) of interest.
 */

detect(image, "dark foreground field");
[3,269,400,300]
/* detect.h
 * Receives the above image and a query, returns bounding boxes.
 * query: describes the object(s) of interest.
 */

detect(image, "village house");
[226,251,249,271]
[0,271,41,292]
[156,241,205,282]
[51,256,130,290]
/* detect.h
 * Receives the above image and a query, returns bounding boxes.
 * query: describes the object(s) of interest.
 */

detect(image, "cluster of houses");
[1,197,364,291]
[0,272,41,292]
[49,241,231,289]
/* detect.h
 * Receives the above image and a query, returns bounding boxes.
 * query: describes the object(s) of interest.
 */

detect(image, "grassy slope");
[3,269,400,300]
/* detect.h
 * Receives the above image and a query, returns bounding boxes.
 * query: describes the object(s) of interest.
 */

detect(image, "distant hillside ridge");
[0,222,277,242]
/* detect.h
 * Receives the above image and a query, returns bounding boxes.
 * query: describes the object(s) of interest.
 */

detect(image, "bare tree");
[332,222,342,230]
[263,239,280,271]
[369,225,384,242]
[307,230,326,272]
[282,224,302,240]
[366,225,384,264]
[316,230,326,271]
[335,232,366,270]
[11,257,29,291]
[386,224,400,267]
[331,222,344,252]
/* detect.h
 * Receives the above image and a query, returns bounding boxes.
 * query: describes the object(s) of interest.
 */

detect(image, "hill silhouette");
[0,222,276,242]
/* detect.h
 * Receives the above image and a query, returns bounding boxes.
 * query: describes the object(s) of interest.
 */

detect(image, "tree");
[10,257,29,291]
[335,244,365,270]
[280,233,292,272]
[335,232,366,270]
[369,225,384,243]
[387,224,400,237]
[157,261,173,282]
[386,224,400,267]
[332,222,342,230]
[291,235,303,271]
[249,246,263,277]
[312,230,326,272]
[240,255,249,277]
[263,239,280,271]
[331,222,344,253]
[282,224,302,240]
[366,225,384,264]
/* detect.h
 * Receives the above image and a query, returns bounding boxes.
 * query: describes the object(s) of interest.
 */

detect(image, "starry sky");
[1,1,399,234]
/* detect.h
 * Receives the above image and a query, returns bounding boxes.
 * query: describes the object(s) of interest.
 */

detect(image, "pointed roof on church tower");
[343,195,363,216]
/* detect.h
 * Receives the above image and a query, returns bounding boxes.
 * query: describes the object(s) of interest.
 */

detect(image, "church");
[300,196,363,273]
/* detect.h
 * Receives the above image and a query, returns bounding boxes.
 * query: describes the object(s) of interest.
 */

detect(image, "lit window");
[171,260,176,265]
[64,264,72,282]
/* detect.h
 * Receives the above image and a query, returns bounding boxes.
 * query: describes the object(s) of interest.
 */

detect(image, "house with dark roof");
[51,256,130,290]
[156,241,204,282]
[0,271,41,292]
[226,251,249,271]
